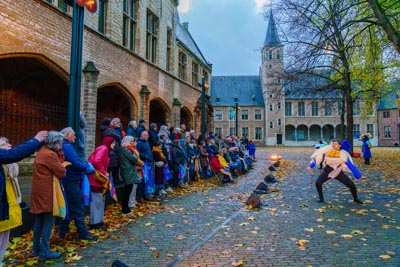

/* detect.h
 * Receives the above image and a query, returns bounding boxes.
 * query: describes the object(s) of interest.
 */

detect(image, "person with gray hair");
[59,127,97,241]
[119,136,142,215]
[30,131,67,262]
[126,120,137,137]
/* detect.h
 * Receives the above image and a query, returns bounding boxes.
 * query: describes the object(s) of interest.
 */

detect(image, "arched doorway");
[0,55,68,144]
[180,106,193,130]
[149,98,170,127]
[96,83,136,144]
[285,125,295,140]
[310,124,321,141]
[322,124,335,140]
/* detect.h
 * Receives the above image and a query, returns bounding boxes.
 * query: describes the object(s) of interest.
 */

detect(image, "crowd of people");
[0,116,257,264]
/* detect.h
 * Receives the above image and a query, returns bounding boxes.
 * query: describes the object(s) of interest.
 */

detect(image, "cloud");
[254,0,271,13]
[178,0,191,13]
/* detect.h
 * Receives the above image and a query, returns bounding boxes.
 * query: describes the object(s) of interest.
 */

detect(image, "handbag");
[163,164,173,181]
[94,169,109,185]
[155,161,165,168]
[53,177,67,219]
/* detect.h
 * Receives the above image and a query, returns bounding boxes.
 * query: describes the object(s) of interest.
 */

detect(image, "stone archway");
[96,83,137,144]
[322,124,335,140]
[0,54,68,144]
[149,98,170,127]
[285,125,295,140]
[180,106,193,130]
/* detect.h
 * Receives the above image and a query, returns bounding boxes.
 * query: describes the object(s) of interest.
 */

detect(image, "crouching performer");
[307,140,364,204]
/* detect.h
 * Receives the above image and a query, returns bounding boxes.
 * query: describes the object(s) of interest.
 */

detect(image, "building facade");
[0,0,213,153]
[211,11,379,147]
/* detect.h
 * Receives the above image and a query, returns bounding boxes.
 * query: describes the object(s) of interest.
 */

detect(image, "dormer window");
[252,94,256,102]
[216,96,220,102]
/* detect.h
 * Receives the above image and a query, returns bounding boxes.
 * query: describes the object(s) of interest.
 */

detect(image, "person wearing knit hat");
[87,136,116,229]
[136,119,147,137]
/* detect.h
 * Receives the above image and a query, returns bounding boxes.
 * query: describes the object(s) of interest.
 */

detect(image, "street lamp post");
[200,76,209,141]
[235,102,239,136]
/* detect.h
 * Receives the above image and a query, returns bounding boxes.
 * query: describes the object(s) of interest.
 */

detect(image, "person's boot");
[354,198,363,204]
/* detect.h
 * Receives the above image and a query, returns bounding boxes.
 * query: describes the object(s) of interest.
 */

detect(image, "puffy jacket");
[87,145,110,190]
[0,138,41,221]
[119,147,139,184]
[62,140,88,181]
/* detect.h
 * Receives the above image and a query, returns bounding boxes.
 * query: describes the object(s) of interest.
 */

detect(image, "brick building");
[211,11,379,147]
[0,0,212,153]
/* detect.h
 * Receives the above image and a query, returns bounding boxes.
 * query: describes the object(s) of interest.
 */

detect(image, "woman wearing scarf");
[30,131,66,262]
[119,136,141,215]
[87,136,115,229]
[153,141,168,195]
[307,140,364,204]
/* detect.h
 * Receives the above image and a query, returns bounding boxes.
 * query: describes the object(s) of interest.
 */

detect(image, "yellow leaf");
[120,253,126,256]
[166,224,175,227]
[153,252,160,258]
[234,243,243,247]
[176,234,185,240]
[130,236,137,241]
[231,259,243,266]
[104,250,112,254]
[379,255,391,260]
[341,234,353,239]
[145,222,154,226]
[272,233,278,236]
[316,218,324,222]
[240,222,250,226]
[326,230,336,234]
[248,205,253,209]
[149,247,157,251]
[248,216,255,221]
[304,228,314,232]
[318,225,325,228]
[296,239,309,246]
[166,253,174,257]
[351,230,364,235]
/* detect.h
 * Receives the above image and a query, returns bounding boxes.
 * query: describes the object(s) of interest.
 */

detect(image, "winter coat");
[62,139,88,181]
[0,138,41,221]
[247,143,256,156]
[119,147,139,185]
[137,139,154,162]
[148,129,159,147]
[30,146,66,214]
[0,164,22,232]
[88,145,110,192]
[198,145,209,167]
[172,146,185,172]
[153,147,167,185]
[209,156,224,173]
[362,139,372,159]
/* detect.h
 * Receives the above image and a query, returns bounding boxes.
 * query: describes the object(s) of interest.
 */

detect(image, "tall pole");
[201,76,206,141]
[235,102,239,137]
[68,2,85,140]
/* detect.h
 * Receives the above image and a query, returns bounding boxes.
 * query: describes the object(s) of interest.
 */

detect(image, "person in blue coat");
[0,131,47,264]
[361,134,372,165]
[59,127,97,241]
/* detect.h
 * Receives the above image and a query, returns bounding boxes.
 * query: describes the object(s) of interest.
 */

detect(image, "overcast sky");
[178,0,272,76]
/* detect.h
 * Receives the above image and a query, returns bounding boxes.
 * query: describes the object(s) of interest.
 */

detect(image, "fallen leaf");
[234,243,243,247]
[165,224,175,227]
[166,253,174,257]
[304,228,314,232]
[149,247,157,251]
[326,230,336,234]
[153,252,160,258]
[240,222,250,226]
[351,230,364,235]
[176,234,185,240]
[145,222,154,226]
[341,234,353,239]
[379,255,391,260]
[248,216,255,221]
[296,239,309,246]
[232,259,243,266]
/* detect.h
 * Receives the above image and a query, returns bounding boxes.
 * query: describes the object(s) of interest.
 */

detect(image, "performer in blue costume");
[307,140,365,203]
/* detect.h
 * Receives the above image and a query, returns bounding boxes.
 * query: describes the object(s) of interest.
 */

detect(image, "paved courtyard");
[49,147,400,266]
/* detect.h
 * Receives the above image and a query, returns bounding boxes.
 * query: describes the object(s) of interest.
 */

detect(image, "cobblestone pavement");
[53,148,399,267]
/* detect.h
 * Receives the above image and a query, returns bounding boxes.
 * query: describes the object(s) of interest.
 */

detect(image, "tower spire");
[264,9,281,47]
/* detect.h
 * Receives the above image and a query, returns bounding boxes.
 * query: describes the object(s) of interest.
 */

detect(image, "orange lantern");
[85,0,97,13]
[204,81,209,91]
[75,0,86,7]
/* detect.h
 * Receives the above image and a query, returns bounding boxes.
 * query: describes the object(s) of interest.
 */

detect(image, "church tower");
[260,10,285,146]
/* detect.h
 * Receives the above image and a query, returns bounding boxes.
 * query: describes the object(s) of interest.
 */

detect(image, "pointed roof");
[264,10,282,47]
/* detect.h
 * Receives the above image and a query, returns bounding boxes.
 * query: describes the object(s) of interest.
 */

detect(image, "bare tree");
[366,0,400,53]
